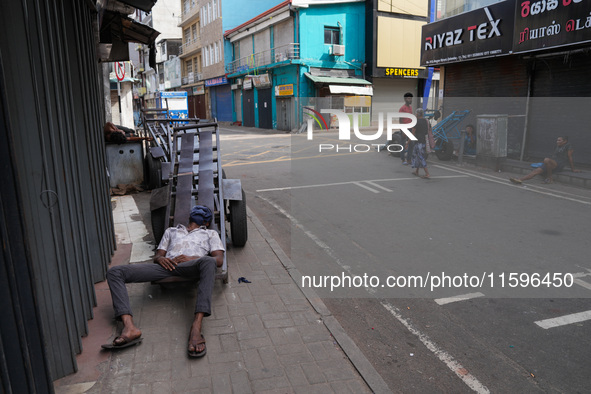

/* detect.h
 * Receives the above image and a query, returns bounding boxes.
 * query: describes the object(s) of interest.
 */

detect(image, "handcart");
[149,121,247,285]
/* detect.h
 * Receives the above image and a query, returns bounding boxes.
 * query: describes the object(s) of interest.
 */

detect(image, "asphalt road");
[219,125,591,393]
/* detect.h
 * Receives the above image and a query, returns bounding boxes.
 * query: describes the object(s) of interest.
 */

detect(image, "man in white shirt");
[103,205,224,358]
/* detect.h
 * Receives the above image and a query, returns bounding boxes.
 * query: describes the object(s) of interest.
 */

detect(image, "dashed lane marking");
[535,310,591,329]
[354,182,380,193]
[435,292,486,305]
[365,181,393,192]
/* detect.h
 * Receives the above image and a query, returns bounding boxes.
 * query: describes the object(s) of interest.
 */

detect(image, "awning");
[329,85,373,96]
[99,10,160,66]
[304,73,372,85]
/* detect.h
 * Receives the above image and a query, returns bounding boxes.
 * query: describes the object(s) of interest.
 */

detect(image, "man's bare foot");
[188,322,206,357]
[113,326,142,346]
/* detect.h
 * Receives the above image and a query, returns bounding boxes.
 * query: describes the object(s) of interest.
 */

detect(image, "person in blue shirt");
[463,124,476,155]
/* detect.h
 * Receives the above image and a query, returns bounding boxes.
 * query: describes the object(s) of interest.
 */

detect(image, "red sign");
[115,62,125,81]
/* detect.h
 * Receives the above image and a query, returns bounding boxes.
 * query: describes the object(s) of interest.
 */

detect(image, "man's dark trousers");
[106,256,217,317]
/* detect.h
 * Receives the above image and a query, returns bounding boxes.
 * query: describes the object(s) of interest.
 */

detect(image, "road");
[219,125,591,393]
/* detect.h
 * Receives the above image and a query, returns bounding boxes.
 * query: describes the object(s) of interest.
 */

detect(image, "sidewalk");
[54,193,387,394]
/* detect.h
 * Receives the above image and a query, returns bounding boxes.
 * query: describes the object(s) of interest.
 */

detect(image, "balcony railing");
[179,3,199,26]
[182,72,203,85]
[179,37,202,56]
[226,43,300,74]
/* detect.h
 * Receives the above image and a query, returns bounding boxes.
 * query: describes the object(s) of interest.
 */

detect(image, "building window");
[207,3,211,24]
[184,28,191,43]
[212,0,217,19]
[324,26,340,45]
[214,42,218,63]
[192,24,197,41]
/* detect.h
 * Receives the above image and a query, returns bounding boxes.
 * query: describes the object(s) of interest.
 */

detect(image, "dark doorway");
[243,89,255,127]
[258,88,273,129]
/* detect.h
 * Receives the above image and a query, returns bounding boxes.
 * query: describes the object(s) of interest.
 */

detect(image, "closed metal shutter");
[215,84,232,122]
[527,51,591,164]
[444,57,529,97]
[372,78,418,122]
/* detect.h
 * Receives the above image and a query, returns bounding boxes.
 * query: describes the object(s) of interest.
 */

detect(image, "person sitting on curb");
[104,122,153,143]
[509,136,581,185]
[102,205,224,358]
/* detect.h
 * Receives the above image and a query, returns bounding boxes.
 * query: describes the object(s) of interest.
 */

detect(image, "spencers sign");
[421,0,515,66]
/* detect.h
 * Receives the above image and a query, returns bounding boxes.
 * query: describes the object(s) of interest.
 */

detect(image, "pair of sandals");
[101,333,206,358]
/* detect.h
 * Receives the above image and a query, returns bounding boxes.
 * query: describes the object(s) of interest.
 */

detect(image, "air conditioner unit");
[332,44,345,56]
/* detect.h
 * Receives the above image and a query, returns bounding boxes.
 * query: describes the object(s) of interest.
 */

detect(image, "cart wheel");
[435,139,454,161]
[229,189,248,247]
[145,152,162,190]
[388,133,402,157]
[151,206,167,245]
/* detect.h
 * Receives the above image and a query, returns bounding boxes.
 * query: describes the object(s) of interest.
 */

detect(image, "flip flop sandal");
[101,335,142,350]
[188,334,207,358]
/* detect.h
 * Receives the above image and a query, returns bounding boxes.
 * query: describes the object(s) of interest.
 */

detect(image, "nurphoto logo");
[305,109,418,153]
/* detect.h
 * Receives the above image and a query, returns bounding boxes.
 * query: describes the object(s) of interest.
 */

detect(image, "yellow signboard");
[275,84,294,96]
[384,68,420,77]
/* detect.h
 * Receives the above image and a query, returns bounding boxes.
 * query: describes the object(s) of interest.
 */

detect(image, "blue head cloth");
[190,205,213,225]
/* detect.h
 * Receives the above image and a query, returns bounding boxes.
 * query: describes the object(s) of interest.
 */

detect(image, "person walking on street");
[411,108,430,179]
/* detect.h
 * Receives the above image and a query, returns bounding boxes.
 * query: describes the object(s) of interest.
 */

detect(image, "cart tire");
[436,139,454,161]
[229,189,248,247]
[151,207,167,245]
[145,152,162,190]
[388,133,402,157]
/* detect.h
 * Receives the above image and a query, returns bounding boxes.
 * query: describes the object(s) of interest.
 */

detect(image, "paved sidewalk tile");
[55,194,373,394]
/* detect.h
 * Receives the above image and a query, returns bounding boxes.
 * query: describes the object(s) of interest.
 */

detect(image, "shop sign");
[275,84,294,96]
[252,73,272,88]
[205,76,228,87]
[193,85,205,95]
[244,78,253,90]
[514,0,591,53]
[421,0,515,66]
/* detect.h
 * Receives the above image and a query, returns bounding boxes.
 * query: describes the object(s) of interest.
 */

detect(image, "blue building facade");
[225,0,369,130]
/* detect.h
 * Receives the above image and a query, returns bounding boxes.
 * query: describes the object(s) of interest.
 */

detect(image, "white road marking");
[435,292,485,305]
[535,310,591,329]
[354,182,380,193]
[365,181,393,192]
[256,175,468,192]
[381,301,490,393]
[434,164,591,206]
[259,195,490,393]
[574,279,591,291]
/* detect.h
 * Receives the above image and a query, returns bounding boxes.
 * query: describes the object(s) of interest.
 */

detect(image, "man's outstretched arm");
[210,250,224,267]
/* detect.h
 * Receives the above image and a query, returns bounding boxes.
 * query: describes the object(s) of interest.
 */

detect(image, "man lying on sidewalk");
[102,205,224,358]
[509,136,581,185]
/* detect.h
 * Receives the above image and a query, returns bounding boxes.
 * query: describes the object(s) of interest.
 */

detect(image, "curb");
[247,207,392,394]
